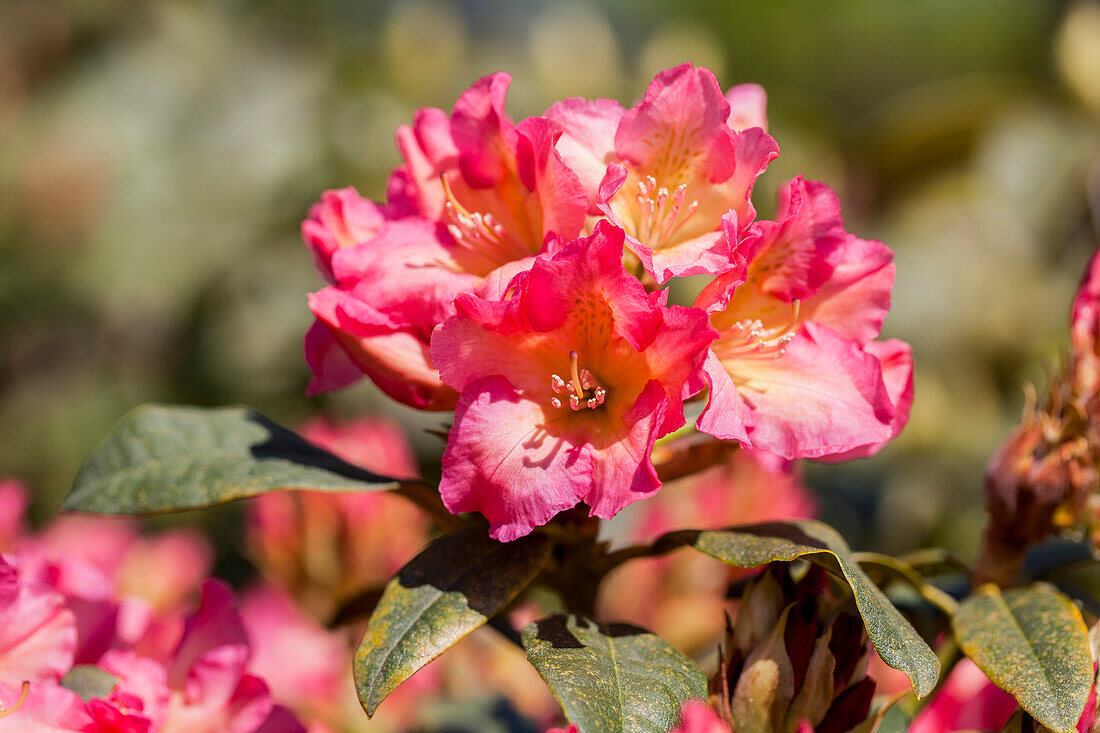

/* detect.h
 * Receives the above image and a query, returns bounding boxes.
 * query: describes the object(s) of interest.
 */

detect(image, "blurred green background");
[3,0,1100,559]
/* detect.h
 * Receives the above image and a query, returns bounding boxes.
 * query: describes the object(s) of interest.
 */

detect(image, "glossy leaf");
[953,583,1093,733]
[656,519,940,697]
[355,528,551,716]
[522,613,707,733]
[60,666,119,702]
[63,404,405,514]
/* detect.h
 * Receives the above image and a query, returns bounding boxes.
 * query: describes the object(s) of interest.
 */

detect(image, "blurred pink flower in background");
[245,416,428,617]
[597,448,814,653]
[909,658,1018,733]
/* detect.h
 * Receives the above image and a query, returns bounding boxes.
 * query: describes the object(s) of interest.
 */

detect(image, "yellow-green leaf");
[355,528,551,716]
[63,404,405,514]
[953,583,1093,733]
[522,614,707,733]
[656,519,940,698]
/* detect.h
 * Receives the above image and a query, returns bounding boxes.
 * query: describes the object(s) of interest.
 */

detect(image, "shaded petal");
[303,319,363,395]
[0,557,77,688]
[451,72,517,188]
[694,350,753,445]
[727,323,895,459]
[169,580,249,694]
[745,177,847,302]
[440,376,592,541]
[615,64,736,184]
[301,188,385,283]
[515,116,588,241]
[584,381,665,518]
[393,107,458,219]
[819,339,914,462]
[543,97,624,212]
[797,235,895,344]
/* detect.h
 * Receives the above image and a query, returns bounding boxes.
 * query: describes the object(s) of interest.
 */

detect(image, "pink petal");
[451,72,517,189]
[797,235,895,345]
[515,116,588,241]
[670,700,728,733]
[0,680,92,732]
[726,323,896,460]
[820,339,914,462]
[0,556,77,687]
[393,106,458,219]
[745,177,847,301]
[100,650,171,732]
[302,319,365,395]
[300,187,385,283]
[440,376,593,542]
[615,64,736,184]
[582,381,665,519]
[693,350,752,445]
[169,580,249,694]
[543,96,624,213]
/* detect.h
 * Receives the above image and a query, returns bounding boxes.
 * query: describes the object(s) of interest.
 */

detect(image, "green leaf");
[952,583,1093,733]
[656,519,940,698]
[522,613,707,733]
[61,665,119,702]
[354,527,551,716]
[63,404,405,514]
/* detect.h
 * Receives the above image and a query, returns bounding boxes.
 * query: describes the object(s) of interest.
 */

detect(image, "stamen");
[634,176,698,249]
[549,351,607,411]
[440,174,529,262]
[0,681,30,719]
[712,300,801,361]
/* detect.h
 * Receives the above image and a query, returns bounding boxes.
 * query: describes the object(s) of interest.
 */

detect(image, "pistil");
[550,351,607,410]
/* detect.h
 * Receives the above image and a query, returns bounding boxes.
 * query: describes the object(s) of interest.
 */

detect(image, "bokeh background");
[3,0,1100,561]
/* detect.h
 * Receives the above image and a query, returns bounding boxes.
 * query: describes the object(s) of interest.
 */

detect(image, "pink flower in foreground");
[693,176,913,459]
[0,554,76,688]
[431,221,715,540]
[547,63,778,283]
[305,73,587,409]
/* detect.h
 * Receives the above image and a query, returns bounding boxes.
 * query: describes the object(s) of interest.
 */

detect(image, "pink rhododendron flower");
[693,176,913,459]
[246,417,428,614]
[0,554,77,688]
[18,514,212,664]
[161,581,274,733]
[305,73,587,409]
[431,221,716,540]
[547,63,779,283]
[909,658,1018,733]
[239,584,345,719]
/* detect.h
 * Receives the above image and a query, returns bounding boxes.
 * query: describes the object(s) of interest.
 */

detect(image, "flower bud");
[708,563,876,733]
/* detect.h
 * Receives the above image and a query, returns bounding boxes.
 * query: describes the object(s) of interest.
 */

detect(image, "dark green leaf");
[522,614,706,733]
[354,528,552,716]
[63,404,405,514]
[61,665,119,702]
[953,583,1093,733]
[656,519,940,698]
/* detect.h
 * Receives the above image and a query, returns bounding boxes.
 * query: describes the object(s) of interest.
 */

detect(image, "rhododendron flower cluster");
[302,64,913,540]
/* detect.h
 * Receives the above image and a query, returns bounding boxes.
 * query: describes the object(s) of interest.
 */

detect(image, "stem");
[391,482,464,532]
